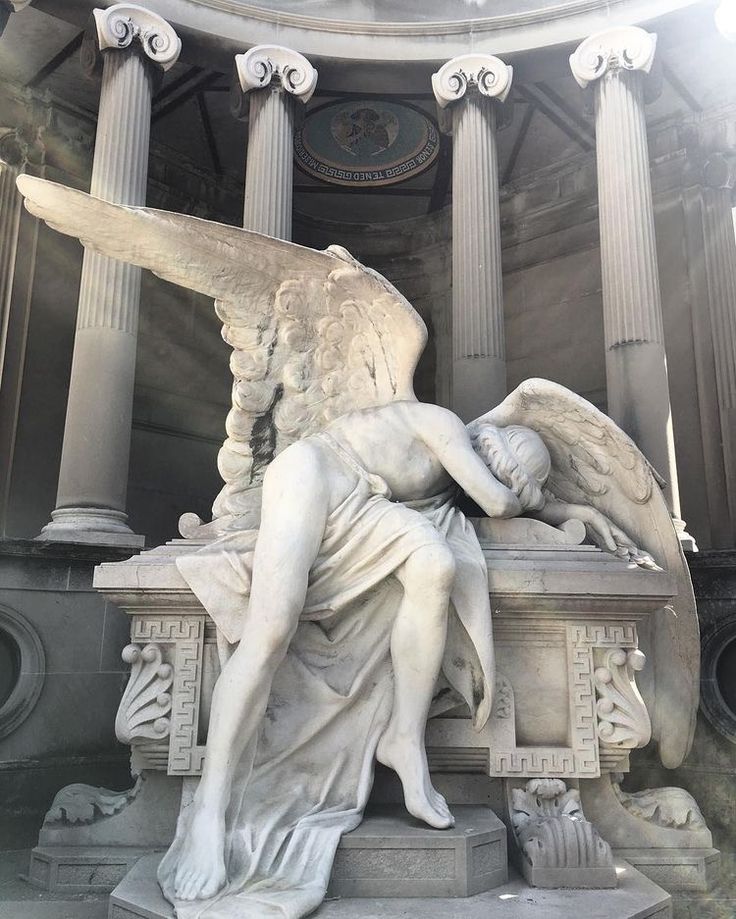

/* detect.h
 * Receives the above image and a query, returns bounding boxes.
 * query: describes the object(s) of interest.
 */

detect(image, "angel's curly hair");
[471,424,551,512]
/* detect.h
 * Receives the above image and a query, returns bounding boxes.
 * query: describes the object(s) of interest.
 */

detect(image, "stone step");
[108,853,672,919]
[327,805,507,898]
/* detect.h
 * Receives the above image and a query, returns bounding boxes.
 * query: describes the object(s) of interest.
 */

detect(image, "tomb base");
[109,853,672,919]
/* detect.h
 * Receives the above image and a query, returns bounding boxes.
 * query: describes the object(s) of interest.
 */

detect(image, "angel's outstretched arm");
[417,407,521,518]
[532,498,658,568]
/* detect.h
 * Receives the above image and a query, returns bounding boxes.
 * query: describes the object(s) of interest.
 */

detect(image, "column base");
[38,507,145,549]
[672,517,698,552]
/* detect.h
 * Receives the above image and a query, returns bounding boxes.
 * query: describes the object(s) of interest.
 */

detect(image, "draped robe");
[158,435,494,918]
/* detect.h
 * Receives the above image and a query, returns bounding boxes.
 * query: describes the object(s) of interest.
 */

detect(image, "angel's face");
[504,425,551,487]
[473,423,551,512]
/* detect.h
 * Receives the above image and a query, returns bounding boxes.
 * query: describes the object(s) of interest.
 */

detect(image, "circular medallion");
[295,99,439,187]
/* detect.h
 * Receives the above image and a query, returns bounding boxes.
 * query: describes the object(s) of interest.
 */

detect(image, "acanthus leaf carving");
[44,776,141,826]
[594,647,651,752]
[612,774,707,830]
[115,642,173,745]
[510,779,615,885]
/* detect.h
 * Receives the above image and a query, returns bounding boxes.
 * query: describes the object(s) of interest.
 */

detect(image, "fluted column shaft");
[235,45,317,239]
[701,170,736,534]
[432,53,512,421]
[451,96,505,420]
[243,85,295,237]
[43,5,180,546]
[572,28,682,522]
[0,157,22,379]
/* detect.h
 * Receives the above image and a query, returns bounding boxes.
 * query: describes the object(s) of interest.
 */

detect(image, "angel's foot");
[377,731,454,829]
[173,808,227,901]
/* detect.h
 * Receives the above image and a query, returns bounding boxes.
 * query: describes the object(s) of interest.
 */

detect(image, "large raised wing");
[470,378,699,771]
[18,176,427,529]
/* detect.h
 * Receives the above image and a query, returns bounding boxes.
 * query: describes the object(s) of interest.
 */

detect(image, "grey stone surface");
[616,848,720,894]
[328,806,507,898]
[39,7,179,548]
[27,846,150,895]
[109,853,672,919]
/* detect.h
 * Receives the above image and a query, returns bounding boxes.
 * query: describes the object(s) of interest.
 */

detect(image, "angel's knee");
[399,542,456,598]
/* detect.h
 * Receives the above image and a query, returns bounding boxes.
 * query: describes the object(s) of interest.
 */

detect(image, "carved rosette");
[716,1,736,41]
[594,648,651,764]
[85,4,181,73]
[235,44,318,103]
[510,779,615,886]
[431,53,513,110]
[115,643,173,747]
[570,27,657,89]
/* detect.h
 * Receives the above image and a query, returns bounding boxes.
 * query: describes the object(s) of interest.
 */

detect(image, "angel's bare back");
[324,401,520,515]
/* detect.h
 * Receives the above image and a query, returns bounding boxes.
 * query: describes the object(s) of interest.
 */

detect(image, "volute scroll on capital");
[570,26,657,88]
[88,4,181,72]
[431,53,513,109]
[235,45,318,103]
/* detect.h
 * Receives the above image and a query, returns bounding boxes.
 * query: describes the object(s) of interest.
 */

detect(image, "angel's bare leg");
[376,542,455,829]
[174,447,330,901]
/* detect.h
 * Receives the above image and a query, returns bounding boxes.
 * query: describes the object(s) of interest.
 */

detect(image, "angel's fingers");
[587,522,617,553]
[612,532,637,551]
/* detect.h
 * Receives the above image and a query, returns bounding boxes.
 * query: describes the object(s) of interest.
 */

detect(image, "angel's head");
[471,423,551,512]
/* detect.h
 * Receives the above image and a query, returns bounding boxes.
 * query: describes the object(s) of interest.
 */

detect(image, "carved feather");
[17,176,427,527]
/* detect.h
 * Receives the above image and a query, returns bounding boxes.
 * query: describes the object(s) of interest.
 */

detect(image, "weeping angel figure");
[18,176,699,919]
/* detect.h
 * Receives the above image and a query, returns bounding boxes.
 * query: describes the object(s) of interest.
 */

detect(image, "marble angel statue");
[18,175,699,919]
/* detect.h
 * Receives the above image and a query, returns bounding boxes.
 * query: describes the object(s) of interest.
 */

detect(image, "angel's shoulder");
[400,402,468,437]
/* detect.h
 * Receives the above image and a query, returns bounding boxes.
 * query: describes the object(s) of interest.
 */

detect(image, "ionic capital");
[570,26,657,89]
[0,125,43,168]
[235,45,317,103]
[89,4,181,72]
[432,53,513,109]
[716,1,736,41]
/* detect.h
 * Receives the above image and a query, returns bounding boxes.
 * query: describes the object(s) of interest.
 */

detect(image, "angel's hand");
[579,508,660,570]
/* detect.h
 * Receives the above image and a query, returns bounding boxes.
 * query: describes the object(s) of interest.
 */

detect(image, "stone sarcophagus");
[92,538,672,785]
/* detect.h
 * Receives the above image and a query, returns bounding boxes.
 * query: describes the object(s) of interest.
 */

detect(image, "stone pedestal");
[328,806,507,898]
[108,853,673,919]
[40,4,180,548]
[570,28,684,529]
[432,54,512,421]
[234,44,317,238]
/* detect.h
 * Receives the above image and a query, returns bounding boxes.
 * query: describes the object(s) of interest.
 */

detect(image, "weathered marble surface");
[16,174,704,915]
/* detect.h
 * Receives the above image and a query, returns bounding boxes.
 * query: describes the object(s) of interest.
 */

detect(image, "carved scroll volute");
[235,44,318,103]
[83,3,182,75]
[431,53,513,110]
[569,26,657,89]
[594,647,652,752]
[115,643,173,745]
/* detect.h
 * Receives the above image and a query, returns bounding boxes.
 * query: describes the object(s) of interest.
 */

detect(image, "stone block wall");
[0,541,134,840]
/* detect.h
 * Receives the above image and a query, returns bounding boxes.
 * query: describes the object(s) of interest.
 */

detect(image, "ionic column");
[234,45,317,238]
[0,130,25,378]
[700,155,736,537]
[432,54,512,421]
[0,1,31,38]
[41,5,180,546]
[570,28,685,526]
